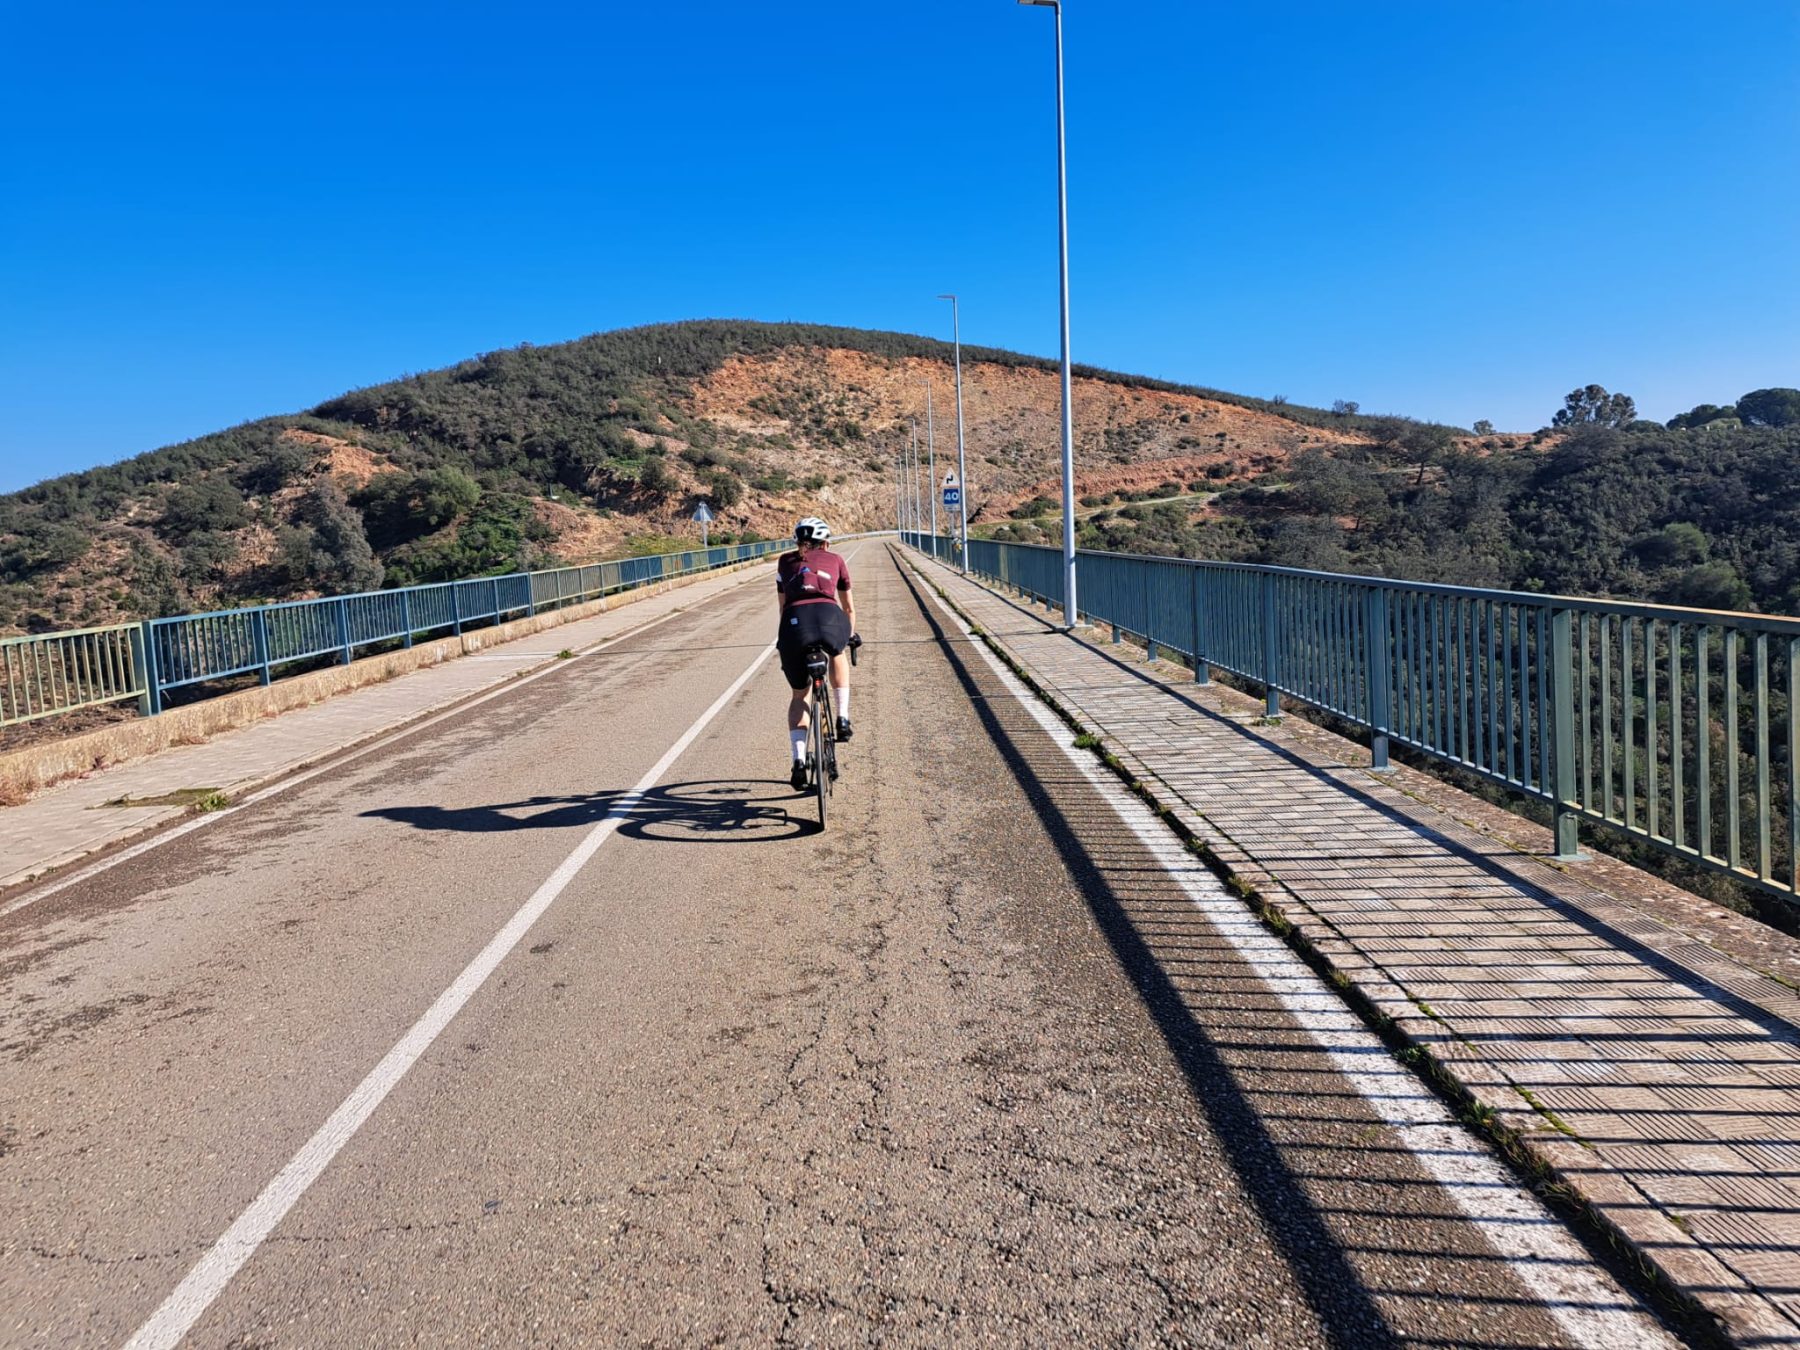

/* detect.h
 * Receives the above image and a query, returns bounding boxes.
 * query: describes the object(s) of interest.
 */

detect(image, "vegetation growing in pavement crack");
[97,787,228,811]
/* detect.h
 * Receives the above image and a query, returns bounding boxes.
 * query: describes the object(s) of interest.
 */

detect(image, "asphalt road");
[0,544,1683,1348]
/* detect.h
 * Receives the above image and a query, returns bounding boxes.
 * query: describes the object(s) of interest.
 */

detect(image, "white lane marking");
[1,569,780,921]
[121,637,775,1350]
[914,573,1677,1350]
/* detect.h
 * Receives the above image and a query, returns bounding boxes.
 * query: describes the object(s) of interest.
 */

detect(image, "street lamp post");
[937,293,968,572]
[922,379,938,549]
[1019,0,1077,627]
[916,419,927,538]
[903,423,913,537]
[908,417,921,539]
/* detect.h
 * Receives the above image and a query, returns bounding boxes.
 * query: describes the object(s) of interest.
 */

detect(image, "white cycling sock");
[790,728,808,762]
[833,686,850,720]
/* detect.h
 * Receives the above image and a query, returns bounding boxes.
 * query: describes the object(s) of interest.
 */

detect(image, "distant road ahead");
[0,546,1674,1348]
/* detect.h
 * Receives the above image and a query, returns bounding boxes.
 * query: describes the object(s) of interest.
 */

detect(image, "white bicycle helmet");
[795,516,831,543]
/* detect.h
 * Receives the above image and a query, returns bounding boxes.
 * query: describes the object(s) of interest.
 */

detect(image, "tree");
[1552,385,1637,429]
[1472,419,1495,436]
[1667,402,1736,431]
[299,479,383,592]
[1263,517,1348,571]
[1330,399,1360,417]
[1288,450,1386,529]
[353,468,481,549]
[0,521,90,580]
[1735,388,1800,428]
[705,468,744,508]
[1409,424,1455,485]
[1633,522,1707,567]
[1363,416,1411,454]
[237,442,314,495]
[159,477,250,538]
[1664,560,1751,612]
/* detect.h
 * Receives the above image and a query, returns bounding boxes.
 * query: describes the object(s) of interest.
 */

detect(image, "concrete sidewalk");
[907,546,1800,1347]
[0,560,777,895]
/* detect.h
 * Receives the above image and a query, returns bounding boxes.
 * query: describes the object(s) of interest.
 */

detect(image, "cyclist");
[777,516,857,790]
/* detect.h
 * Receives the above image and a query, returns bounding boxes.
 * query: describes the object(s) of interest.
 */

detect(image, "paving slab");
[908,545,1800,1348]
[0,561,777,894]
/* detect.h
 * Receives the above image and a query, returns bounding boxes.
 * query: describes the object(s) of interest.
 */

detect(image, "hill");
[0,321,1392,632]
[3,320,1794,633]
[1025,415,1800,615]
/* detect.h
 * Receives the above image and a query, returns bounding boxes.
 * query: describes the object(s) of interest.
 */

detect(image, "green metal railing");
[2,539,797,731]
[0,624,148,727]
[905,532,1800,906]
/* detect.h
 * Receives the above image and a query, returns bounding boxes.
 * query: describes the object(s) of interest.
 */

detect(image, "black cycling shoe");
[790,761,809,791]
[836,716,854,742]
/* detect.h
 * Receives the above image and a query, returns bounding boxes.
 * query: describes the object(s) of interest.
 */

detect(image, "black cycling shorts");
[777,602,852,689]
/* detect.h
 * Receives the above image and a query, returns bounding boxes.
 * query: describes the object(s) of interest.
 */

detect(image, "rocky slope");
[1,322,1402,632]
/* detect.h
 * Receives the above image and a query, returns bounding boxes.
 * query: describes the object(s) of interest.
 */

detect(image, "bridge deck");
[912,545,1800,1346]
[0,559,774,895]
[0,542,1766,1346]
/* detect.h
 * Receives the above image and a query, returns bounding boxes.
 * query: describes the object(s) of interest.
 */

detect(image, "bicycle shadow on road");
[360,779,817,843]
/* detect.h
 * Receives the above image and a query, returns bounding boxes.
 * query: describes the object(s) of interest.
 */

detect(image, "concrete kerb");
[0,558,774,808]
[892,545,1734,1348]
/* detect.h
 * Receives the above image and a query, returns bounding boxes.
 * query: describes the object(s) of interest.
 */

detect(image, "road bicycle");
[801,635,858,828]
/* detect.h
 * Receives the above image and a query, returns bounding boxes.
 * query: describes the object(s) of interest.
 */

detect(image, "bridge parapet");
[906,531,1800,909]
[2,540,795,732]
[907,540,1800,1344]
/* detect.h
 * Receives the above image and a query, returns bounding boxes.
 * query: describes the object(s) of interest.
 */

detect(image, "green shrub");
[705,468,744,508]
[352,467,482,549]
[1664,561,1751,611]
[752,468,796,493]
[160,478,250,538]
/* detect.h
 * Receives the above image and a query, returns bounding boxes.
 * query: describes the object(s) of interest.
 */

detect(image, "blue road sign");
[943,487,961,508]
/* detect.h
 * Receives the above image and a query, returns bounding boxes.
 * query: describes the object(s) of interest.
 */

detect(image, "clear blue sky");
[4,1,1796,492]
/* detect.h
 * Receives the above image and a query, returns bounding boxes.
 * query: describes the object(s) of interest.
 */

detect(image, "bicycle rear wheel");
[811,685,828,829]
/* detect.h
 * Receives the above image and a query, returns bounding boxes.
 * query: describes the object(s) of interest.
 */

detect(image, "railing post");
[1365,588,1391,770]
[400,590,414,648]
[492,577,501,619]
[253,609,272,686]
[133,622,160,717]
[526,573,537,618]
[1190,564,1210,684]
[336,598,353,665]
[1143,567,1158,662]
[1261,572,1280,717]
[451,584,463,636]
[1551,606,1580,859]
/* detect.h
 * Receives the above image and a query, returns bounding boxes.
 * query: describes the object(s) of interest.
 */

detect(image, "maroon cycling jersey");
[776,548,851,610]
